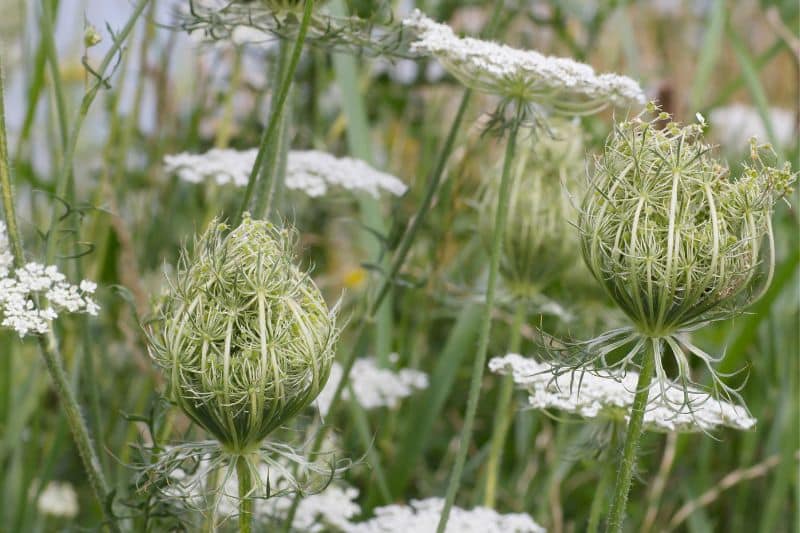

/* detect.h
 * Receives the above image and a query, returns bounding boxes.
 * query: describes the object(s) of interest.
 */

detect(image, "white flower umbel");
[316,356,429,416]
[37,481,79,519]
[345,498,545,533]
[403,10,645,114]
[164,149,408,197]
[490,354,756,433]
[0,225,100,337]
[710,104,797,152]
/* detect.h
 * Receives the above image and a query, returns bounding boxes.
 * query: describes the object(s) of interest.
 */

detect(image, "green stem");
[236,455,253,533]
[0,60,116,530]
[588,424,620,533]
[44,0,150,265]
[483,300,525,507]
[605,339,657,533]
[237,0,314,223]
[436,113,523,533]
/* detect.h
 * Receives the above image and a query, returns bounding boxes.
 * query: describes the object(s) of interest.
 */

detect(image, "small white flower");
[345,497,545,533]
[489,354,756,433]
[37,481,79,519]
[316,356,428,416]
[403,9,645,113]
[79,280,97,293]
[164,149,408,197]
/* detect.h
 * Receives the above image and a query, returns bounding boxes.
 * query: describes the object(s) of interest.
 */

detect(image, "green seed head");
[480,119,585,297]
[148,215,337,453]
[579,108,795,336]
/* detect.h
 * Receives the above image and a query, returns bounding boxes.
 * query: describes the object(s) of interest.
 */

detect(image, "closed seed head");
[148,214,337,453]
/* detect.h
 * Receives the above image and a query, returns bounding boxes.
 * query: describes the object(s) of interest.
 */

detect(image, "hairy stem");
[237,455,254,533]
[436,111,523,533]
[483,300,525,507]
[238,0,314,223]
[606,338,657,533]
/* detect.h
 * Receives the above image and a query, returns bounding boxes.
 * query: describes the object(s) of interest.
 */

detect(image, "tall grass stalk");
[436,110,523,533]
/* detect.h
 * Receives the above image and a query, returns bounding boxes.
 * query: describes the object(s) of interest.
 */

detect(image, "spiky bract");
[148,215,337,454]
[579,107,795,337]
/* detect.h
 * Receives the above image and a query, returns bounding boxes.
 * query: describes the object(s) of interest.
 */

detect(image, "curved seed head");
[148,214,337,453]
[579,106,795,336]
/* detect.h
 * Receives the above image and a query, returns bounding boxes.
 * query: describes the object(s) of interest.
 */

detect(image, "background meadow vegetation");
[0,0,797,531]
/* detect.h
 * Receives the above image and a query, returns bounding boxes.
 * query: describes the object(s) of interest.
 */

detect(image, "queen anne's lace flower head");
[479,118,585,296]
[164,149,408,198]
[0,223,100,337]
[490,354,756,433]
[147,215,337,454]
[315,355,429,416]
[403,10,645,114]
[345,497,545,533]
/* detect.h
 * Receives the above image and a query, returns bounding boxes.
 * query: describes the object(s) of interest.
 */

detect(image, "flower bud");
[579,111,795,336]
[148,215,337,454]
[479,119,585,297]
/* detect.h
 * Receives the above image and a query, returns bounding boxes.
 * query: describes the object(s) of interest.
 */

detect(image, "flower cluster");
[36,481,79,519]
[346,497,545,533]
[479,118,585,296]
[0,223,100,337]
[147,215,337,453]
[403,10,645,113]
[490,353,756,433]
[164,149,408,198]
[316,355,429,416]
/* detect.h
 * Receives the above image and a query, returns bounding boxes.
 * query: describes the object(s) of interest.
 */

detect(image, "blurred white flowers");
[0,223,100,337]
[344,497,545,533]
[316,356,429,416]
[403,9,645,113]
[490,354,756,433]
[164,149,408,197]
[37,481,79,519]
[710,104,797,152]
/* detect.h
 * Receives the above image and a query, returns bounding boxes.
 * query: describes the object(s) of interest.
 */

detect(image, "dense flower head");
[315,355,429,415]
[479,119,585,296]
[579,107,795,337]
[490,353,756,433]
[403,9,645,114]
[164,149,408,198]
[148,215,337,453]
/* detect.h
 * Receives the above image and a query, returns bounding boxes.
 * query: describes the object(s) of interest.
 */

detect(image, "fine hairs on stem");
[605,338,657,533]
[436,106,524,533]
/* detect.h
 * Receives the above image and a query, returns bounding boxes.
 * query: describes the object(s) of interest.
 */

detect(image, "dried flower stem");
[605,338,657,533]
[483,300,525,507]
[0,61,115,528]
[238,0,315,223]
[437,108,523,533]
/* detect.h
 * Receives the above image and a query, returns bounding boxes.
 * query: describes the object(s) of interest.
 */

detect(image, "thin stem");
[44,0,151,265]
[0,60,117,530]
[237,0,314,223]
[605,338,657,533]
[236,455,254,533]
[436,112,523,533]
[587,424,620,533]
[483,300,525,507]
